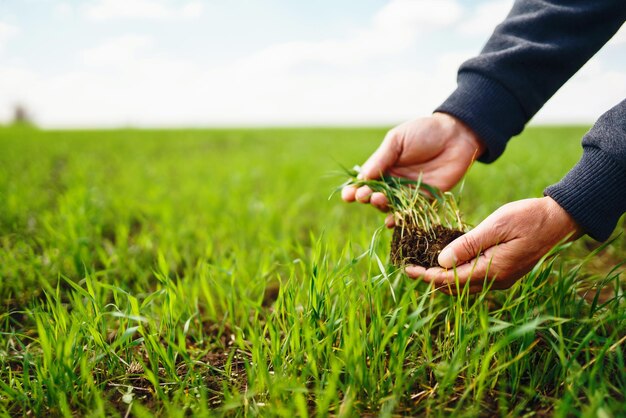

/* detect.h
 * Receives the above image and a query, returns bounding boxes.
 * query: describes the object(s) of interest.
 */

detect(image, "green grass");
[339,170,466,235]
[0,125,624,417]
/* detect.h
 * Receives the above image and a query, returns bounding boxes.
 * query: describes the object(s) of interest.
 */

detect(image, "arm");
[438,0,626,241]
[399,1,626,291]
[345,0,626,212]
[347,0,626,293]
[437,0,626,162]
[545,100,626,241]
[406,100,626,293]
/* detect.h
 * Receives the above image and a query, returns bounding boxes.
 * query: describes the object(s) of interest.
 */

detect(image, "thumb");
[438,223,499,269]
[360,134,400,180]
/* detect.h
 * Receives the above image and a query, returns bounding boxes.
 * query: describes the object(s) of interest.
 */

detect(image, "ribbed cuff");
[544,147,626,241]
[435,72,529,163]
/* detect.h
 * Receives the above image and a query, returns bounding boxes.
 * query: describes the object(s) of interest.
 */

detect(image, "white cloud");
[436,51,474,74]
[54,2,74,18]
[81,34,153,67]
[0,22,19,51]
[180,2,203,19]
[458,0,513,36]
[240,0,463,72]
[3,0,468,126]
[535,60,626,124]
[85,0,203,21]
[374,0,463,31]
[1,0,624,127]
[0,33,458,127]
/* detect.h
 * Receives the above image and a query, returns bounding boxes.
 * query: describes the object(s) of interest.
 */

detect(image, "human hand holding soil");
[341,112,485,212]
[405,197,583,294]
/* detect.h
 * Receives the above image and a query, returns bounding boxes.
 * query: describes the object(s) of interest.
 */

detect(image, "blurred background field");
[2,1,626,415]
[0,125,611,301]
[0,126,624,416]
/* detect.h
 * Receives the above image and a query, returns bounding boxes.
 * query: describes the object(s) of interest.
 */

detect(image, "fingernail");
[356,194,370,203]
[438,247,457,268]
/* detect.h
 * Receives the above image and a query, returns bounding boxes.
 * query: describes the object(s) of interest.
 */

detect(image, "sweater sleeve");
[435,0,626,163]
[544,101,626,241]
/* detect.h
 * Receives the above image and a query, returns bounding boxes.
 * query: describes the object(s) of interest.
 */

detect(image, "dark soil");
[390,223,464,268]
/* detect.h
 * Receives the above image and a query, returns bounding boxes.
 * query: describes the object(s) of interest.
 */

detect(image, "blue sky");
[0,0,624,127]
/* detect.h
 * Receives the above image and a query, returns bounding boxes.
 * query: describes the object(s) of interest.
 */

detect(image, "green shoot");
[337,165,467,236]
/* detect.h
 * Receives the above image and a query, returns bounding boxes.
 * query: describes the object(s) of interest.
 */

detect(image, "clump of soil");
[390,222,464,268]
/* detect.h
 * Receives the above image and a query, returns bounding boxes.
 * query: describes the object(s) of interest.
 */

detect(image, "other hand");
[405,197,583,294]
[341,112,485,212]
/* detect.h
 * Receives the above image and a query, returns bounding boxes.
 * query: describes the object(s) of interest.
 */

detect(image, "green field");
[0,126,624,417]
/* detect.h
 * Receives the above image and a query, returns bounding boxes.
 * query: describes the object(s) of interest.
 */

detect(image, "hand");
[341,112,485,212]
[405,197,583,294]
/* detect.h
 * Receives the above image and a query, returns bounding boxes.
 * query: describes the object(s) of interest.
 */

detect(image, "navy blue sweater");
[436,0,626,241]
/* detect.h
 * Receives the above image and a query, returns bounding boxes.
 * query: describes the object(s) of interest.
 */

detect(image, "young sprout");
[336,165,466,236]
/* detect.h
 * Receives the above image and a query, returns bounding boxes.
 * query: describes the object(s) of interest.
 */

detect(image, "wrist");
[543,196,584,241]
[433,112,486,160]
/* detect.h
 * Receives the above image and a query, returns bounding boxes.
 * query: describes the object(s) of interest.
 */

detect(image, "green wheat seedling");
[336,165,467,237]
[1,126,624,417]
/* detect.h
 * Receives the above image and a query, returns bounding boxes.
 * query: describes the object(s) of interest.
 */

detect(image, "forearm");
[545,100,626,241]
[436,0,626,162]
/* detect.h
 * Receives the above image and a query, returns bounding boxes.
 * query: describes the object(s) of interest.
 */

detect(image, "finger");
[419,255,490,286]
[418,267,456,285]
[405,265,426,279]
[370,192,389,212]
[438,219,504,268]
[341,185,357,202]
[405,265,484,294]
[355,186,373,203]
[385,214,396,228]
[360,133,400,180]
[406,264,489,294]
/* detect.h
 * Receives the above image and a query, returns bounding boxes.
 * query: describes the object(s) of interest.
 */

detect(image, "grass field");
[0,125,624,417]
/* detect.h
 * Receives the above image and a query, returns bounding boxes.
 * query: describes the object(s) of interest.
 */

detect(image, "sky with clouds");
[0,0,625,128]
